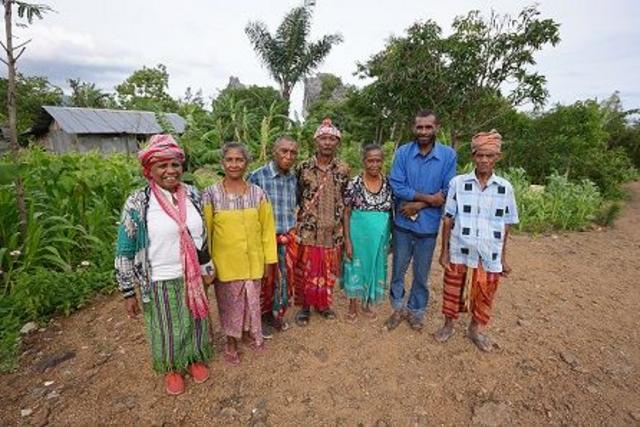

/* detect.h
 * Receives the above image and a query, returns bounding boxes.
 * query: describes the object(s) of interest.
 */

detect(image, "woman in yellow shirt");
[202,142,277,365]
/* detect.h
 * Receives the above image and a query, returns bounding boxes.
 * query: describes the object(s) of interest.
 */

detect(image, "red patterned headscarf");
[138,134,185,178]
[314,117,342,140]
[471,129,502,154]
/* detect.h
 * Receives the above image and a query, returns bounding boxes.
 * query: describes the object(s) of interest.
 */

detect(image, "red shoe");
[164,372,185,396]
[187,362,209,383]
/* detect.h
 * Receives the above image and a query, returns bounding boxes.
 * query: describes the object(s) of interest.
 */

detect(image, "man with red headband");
[293,118,350,326]
[115,134,214,395]
[435,130,519,352]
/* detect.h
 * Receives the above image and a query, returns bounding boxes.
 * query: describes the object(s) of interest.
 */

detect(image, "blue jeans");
[389,226,438,320]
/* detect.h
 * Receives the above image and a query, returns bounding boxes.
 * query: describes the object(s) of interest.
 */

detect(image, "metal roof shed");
[31,106,187,154]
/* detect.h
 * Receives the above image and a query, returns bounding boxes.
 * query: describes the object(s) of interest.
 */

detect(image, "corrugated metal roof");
[42,106,186,135]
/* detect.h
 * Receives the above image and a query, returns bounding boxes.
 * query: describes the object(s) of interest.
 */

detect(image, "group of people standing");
[115,110,518,395]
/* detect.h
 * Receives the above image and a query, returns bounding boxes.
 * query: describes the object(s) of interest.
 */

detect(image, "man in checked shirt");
[435,130,519,352]
[248,136,299,337]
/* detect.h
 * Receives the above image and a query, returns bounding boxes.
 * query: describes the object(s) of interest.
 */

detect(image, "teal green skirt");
[342,210,391,304]
[142,278,213,373]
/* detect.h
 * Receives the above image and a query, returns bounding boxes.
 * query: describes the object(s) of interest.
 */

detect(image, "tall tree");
[245,6,343,116]
[0,74,62,133]
[115,64,178,112]
[356,6,560,149]
[1,0,53,237]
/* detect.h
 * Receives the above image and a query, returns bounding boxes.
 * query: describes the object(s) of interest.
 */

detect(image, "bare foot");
[345,311,358,324]
[361,306,377,321]
[468,326,492,352]
[435,324,455,343]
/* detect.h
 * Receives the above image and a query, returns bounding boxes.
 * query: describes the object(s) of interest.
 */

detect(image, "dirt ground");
[2,182,640,426]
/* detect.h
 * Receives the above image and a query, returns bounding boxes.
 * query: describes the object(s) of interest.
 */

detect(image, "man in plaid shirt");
[248,136,299,337]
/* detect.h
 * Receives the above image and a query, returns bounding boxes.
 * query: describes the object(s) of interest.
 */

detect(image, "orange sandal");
[187,362,209,383]
[165,372,185,395]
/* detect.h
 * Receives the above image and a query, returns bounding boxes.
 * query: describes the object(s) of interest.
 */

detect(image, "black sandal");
[295,309,310,327]
[319,308,336,320]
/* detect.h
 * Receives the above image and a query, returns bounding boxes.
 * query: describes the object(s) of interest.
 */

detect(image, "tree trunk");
[389,121,397,142]
[281,84,291,120]
[5,1,17,151]
[4,0,28,238]
[450,130,460,151]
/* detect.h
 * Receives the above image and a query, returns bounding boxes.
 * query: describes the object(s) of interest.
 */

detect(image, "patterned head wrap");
[314,117,341,140]
[471,129,502,154]
[138,134,185,178]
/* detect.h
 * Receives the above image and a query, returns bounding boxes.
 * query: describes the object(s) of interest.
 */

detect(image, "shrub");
[0,149,141,370]
[503,168,602,233]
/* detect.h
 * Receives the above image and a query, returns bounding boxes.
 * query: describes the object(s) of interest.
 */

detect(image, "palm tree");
[68,78,115,109]
[245,6,343,116]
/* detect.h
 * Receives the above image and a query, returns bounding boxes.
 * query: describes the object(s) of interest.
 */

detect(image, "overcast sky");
[6,0,640,116]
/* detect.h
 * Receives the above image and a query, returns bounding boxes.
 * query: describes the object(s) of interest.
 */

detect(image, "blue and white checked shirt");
[248,161,297,234]
[444,171,519,272]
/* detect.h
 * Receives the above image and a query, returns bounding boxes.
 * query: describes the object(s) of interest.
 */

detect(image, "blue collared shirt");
[443,170,519,272]
[248,161,297,234]
[389,141,457,234]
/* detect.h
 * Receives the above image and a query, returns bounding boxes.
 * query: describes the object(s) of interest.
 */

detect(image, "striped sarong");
[442,263,500,326]
[142,278,212,373]
[261,230,298,320]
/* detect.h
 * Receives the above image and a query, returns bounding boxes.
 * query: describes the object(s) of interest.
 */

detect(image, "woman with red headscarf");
[115,134,214,395]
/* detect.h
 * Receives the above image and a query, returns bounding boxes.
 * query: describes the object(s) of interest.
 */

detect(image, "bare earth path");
[2,182,640,426]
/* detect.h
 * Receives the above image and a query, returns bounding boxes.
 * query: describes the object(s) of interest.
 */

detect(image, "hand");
[400,202,422,217]
[264,263,277,281]
[439,251,450,271]
[202,274,214,286]
[501,260,512,278]
[124,297,140,319]
[429,191,445,206]
[344,240,353,261]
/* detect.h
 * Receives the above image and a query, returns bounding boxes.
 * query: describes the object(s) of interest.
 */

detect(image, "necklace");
[222,179,247,199]
[362,173,383,193]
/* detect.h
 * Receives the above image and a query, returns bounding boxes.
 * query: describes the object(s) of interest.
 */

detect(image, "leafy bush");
[501,100,637,197]
[503,168,603,233]
[0,149,141,370]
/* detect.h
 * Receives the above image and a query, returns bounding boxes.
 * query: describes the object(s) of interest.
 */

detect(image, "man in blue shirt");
[386,110,457,331]
[248,136,299,337]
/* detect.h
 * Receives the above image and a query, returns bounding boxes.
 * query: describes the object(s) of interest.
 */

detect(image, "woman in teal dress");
[342,144,393,322]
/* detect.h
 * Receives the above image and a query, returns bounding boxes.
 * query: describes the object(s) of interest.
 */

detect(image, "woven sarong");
[214,279,263,346]
[261,230,298,319]
[442,263,500,326]
[293,245,340,310]
[142,278,212,373]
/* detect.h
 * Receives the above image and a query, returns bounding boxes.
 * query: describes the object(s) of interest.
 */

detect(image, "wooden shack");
[30,106,187,154]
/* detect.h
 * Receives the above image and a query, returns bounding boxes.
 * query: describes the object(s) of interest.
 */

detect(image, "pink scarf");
[150,181,209,319]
